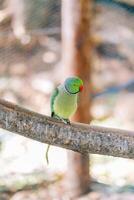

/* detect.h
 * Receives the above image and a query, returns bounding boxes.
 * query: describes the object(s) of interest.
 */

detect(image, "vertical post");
[61,0,93,197]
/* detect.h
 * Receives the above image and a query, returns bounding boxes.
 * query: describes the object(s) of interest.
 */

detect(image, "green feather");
[50,87,59,115]
[45,87,59,164]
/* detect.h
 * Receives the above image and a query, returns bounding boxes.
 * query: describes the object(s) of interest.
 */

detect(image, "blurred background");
[0,0,134,199]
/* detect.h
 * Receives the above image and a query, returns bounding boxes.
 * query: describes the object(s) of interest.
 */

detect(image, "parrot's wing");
[50,87,59,116]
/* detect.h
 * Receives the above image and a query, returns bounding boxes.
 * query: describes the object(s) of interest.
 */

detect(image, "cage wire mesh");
[0,0,133,78]
[91,0,134,127]
[93,0,134,87]
[0,1,62,192]
[0,1,134,198]
[0,0,61,76]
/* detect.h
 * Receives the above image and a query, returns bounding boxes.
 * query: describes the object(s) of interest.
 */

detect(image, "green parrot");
[46,76,83,164]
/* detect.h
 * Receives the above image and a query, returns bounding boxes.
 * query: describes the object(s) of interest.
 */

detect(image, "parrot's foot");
[51,112,71,125]
[56,117,71,125]
[63,119,71,125]
[57,117,70,124]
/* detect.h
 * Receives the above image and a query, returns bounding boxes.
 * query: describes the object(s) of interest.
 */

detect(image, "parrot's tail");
[45,144,50,164]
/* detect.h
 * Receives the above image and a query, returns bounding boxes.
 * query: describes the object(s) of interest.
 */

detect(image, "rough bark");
[0,99,134,159]
[61,0,93,196]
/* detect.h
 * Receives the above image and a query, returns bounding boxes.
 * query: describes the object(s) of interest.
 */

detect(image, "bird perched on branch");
[46,76,83,164]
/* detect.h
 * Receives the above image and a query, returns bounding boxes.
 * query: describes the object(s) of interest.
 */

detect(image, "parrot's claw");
[51,113,71,125]
[60,118,71,125]
[64,119,71,125]
[57,117,71,125]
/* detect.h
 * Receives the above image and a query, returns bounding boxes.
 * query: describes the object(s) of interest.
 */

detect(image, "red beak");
[79,85,83,92]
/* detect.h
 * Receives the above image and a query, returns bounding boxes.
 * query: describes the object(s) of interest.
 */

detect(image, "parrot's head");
[64,77,83,94]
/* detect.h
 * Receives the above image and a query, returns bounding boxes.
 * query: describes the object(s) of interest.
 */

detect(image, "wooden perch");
[0,99,134,159]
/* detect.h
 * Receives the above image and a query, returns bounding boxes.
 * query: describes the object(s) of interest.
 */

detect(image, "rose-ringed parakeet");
[46,76,83,164]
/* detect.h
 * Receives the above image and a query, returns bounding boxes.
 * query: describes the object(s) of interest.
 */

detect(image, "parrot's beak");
[79,85,83,92]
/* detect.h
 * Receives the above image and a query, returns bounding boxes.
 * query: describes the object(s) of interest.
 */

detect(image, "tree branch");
[0,99,134,159]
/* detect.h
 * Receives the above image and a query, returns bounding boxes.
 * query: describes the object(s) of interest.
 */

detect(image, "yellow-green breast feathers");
[50,76,83,120]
